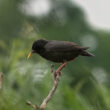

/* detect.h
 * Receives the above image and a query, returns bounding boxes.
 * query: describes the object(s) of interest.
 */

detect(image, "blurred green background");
[0,0,110,110]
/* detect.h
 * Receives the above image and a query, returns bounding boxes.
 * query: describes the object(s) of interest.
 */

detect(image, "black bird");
[28,39,94,63]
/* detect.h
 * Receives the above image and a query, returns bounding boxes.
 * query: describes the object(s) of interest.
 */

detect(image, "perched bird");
[28,39,94,63]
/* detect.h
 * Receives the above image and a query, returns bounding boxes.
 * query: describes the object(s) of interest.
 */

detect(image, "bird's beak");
[27,51,33,59]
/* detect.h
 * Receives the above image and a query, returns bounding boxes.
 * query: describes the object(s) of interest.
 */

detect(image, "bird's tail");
[80,48,95,57]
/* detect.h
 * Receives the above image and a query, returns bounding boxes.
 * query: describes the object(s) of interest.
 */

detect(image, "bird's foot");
[56,62,67,76]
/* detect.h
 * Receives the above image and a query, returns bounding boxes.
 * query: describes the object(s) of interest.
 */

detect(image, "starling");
[28,39,94,63]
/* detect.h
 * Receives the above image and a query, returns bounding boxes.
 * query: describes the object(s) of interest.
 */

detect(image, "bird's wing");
[44,41,87,52]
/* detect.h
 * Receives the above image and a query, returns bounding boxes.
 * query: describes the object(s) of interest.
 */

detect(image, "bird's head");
[27,39,48,59]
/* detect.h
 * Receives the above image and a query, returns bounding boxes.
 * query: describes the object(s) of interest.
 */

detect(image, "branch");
[0,72,3,90]
[26,62,66,110]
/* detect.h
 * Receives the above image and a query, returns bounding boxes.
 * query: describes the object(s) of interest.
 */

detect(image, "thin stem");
[0,72,3,90]
[26,62,67,110]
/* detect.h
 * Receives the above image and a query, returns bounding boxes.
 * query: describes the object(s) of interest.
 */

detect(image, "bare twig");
[26,101,40,110]
[26,62,67,110]
[0,72,3,90]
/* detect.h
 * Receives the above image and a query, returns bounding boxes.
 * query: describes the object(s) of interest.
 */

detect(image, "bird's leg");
[56,62,67,76]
